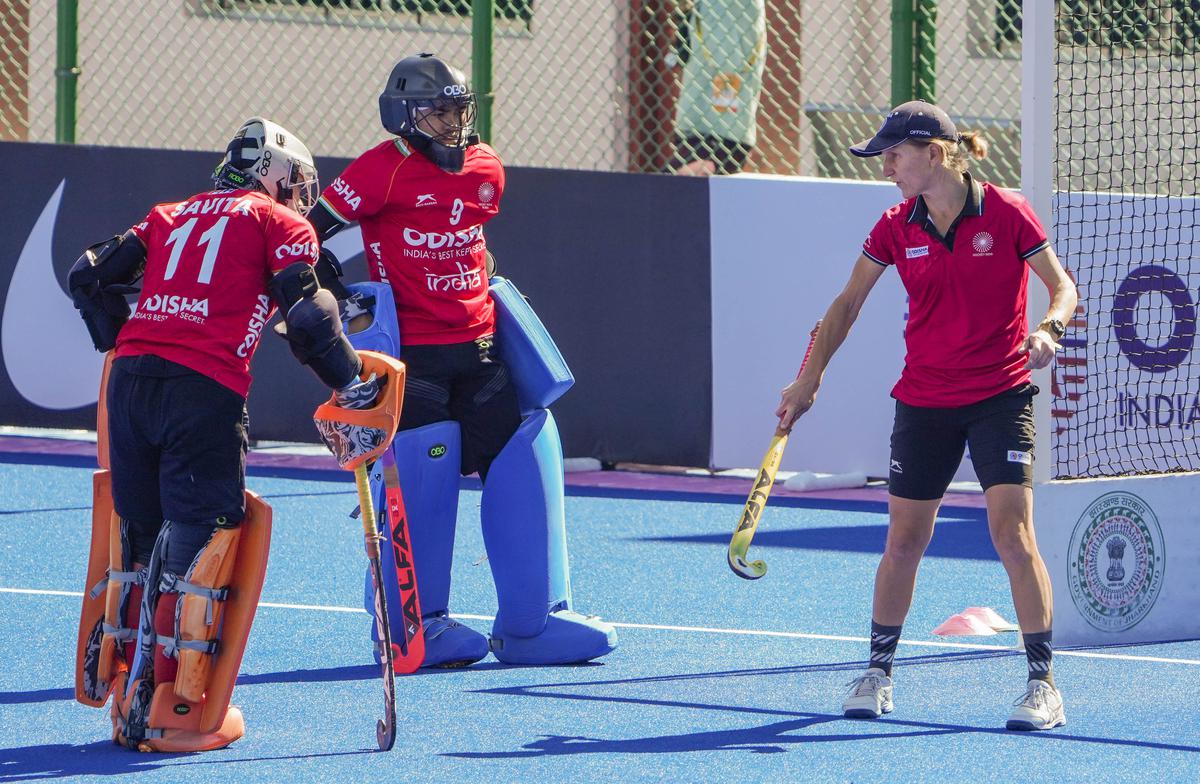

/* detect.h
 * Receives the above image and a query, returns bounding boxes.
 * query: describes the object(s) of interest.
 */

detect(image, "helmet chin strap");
[407,133,475,173]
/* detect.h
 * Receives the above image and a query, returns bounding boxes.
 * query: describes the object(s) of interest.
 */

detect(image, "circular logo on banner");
[972,231,994,254]
[1068,491,1165,632]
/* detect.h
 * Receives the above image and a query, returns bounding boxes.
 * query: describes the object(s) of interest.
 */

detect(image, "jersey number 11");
[163,216,229,284]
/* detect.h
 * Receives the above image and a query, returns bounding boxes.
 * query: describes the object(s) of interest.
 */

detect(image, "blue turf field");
[3,455,1199,782]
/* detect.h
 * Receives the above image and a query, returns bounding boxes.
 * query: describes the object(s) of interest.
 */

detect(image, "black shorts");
[107,355,248,558]
[667,134,752,175]
[888,384,1037,501]
[399,335,522,479]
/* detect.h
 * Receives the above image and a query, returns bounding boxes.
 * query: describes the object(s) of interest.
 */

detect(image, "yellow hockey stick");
[727,322,821,580]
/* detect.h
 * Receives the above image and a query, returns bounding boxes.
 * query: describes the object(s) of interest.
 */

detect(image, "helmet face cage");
[280,157,319,215]
[408,93,477,149]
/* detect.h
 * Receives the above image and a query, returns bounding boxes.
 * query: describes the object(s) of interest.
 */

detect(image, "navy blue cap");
[849,101,960,157]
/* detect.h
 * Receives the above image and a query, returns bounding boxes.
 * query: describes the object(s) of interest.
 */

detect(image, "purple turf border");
[0,434,986,508]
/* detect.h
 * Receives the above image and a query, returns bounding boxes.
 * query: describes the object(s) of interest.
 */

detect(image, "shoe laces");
[1014,681,1050,709]
[845,673,884,697]
[423,612,460,641]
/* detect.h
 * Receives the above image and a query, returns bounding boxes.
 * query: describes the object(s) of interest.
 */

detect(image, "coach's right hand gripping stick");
[727,321,821,580]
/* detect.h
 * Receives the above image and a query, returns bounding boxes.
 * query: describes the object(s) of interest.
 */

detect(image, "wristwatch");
[1038,318,1066,341]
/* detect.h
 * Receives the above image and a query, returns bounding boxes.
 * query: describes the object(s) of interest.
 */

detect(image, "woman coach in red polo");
[775,101,1078,731]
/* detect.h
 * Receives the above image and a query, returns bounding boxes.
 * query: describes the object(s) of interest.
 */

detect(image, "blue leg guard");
[362,422,488,668]
[343,282,400,357]
[490,276,574,414]
[482,409,617,664]
[345,283,488,668]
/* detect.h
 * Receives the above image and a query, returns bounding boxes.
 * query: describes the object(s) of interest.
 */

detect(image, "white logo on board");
[2,180,107,409]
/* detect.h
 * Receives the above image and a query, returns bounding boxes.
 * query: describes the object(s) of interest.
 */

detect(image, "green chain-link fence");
[2,0,1028,184]
[632,1,1024,184]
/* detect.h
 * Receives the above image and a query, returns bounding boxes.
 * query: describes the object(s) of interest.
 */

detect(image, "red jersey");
[317,138,504,345]
[862,175,1050,407]
[116,189,318,397]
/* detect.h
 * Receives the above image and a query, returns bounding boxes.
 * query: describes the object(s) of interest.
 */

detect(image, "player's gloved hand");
[334,372,379,410]
[339,292,374,323]
[68,255,139,352]
[339,292,376,336]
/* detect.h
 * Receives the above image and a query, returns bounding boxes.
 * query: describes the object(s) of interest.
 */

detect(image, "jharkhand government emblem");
[1067,491,1165,633]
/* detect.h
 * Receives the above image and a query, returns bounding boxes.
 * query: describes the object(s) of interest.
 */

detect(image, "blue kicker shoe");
[376,611,489,669]
[489,603,618,665]
[420,612,490,668]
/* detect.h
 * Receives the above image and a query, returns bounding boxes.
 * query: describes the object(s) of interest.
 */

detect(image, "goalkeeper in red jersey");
[70,118,379,751]
[307,53,616,669]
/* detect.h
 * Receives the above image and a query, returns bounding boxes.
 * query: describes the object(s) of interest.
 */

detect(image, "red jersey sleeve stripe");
[316,195,352,225]
[863,249,891,266]
[1019,240,1051,259]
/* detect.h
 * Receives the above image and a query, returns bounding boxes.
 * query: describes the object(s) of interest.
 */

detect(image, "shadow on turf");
[0,661,556,707]
[0,668,390,708]
[643,513,1000,561]
[443,652,1200,758]
[0,741,376,780]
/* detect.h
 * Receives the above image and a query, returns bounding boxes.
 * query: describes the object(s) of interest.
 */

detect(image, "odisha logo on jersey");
[330,177,361,211]
[237,294,272,358]
[370,242,389,284]
[275,241,317,260]
[972,231,994,254]
[403,225,483,249]
[478,182,495,204]
[140,294,209,317]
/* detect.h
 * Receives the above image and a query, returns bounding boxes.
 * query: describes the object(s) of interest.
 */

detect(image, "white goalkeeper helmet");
[213,118,319,215]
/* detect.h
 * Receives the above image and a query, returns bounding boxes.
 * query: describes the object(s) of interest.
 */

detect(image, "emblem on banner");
[1067,491,1165,633]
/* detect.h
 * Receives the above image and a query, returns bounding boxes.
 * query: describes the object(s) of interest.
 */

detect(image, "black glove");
[68,254,138,352]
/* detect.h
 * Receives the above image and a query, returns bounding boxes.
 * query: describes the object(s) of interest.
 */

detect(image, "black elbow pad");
[268,262,320,310]
[270,267,361,389]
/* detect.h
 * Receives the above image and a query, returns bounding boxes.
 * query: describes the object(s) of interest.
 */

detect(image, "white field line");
[6,586,1198,666]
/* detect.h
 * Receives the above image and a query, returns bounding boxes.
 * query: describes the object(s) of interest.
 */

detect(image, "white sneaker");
[842,667,894,719]
[1006,679,1066,731]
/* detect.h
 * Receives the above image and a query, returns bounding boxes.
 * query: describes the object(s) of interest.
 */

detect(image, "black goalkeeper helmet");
[212,118,319,214]
[379,53,479,173]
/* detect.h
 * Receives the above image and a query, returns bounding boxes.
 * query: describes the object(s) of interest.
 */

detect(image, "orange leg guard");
[111,491,271,752]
